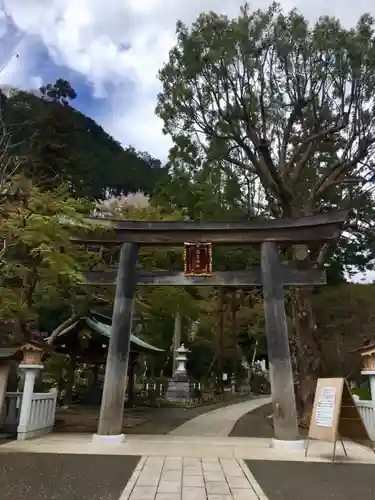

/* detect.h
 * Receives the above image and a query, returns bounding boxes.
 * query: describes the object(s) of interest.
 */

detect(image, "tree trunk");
[5,361,19,392]
[64,356,77,407]
[292,286,322,426]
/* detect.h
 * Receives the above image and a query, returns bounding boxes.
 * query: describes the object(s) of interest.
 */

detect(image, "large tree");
[156,2,375,413]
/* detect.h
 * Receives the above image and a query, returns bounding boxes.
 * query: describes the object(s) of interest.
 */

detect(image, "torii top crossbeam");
[74,210,348,245]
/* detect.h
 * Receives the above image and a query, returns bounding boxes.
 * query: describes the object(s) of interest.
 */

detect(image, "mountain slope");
[2,80,168,199]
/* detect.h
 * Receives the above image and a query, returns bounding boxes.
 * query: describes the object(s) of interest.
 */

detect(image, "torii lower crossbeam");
[84,268,326,287]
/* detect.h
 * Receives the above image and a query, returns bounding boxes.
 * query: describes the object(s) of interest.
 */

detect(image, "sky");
[2,0,375,160]
[1,0,375,282]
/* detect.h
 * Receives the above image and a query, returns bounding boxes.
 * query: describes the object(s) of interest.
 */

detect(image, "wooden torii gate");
[75,211,347,445]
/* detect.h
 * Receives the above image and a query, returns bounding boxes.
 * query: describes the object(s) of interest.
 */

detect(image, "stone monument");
[165,344,194,403]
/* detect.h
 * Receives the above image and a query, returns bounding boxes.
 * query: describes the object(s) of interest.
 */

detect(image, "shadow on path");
[0,453,140,500]
[230,402,309,438]
[246,460,375,500]
[230,402,274,437]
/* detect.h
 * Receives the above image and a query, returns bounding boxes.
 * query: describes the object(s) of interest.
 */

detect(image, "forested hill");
[1,79,168,199]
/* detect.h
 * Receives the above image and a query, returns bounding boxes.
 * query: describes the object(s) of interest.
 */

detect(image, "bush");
[352,387,371,401]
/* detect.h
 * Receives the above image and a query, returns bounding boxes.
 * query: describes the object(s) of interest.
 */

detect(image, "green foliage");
[351,387,371,401]
[156,1,375,271]
[313,283,375,376]
[3,81,167,199]
[0,177,99,340]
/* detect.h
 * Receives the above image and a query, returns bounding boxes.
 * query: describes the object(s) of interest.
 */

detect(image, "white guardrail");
[0,390,57,440]
[353,395,375,440]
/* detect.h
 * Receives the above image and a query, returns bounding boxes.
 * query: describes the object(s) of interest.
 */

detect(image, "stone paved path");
[120,456,266,500]
[169,397,271,437]
[120,398,271,500]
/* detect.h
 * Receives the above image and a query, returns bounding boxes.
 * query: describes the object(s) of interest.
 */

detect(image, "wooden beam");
[261,241,300,442]
[96,242,139,438]
[83,268,327,287]
[73,211,348,245]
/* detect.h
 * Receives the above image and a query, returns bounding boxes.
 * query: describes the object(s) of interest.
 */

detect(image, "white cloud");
[1,0,375,160]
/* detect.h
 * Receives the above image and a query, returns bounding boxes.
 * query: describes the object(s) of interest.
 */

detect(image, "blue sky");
[34,47,102,117]
[4,0,374,162]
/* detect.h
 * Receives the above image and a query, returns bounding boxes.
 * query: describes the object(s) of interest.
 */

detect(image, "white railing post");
[17,363,43,440]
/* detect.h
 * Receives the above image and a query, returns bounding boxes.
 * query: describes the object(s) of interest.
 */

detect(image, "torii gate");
[75,211,347,448]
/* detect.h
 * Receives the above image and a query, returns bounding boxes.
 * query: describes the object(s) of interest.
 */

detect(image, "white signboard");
[315,386,336,428]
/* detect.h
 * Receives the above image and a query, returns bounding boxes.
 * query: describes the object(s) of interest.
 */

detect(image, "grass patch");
[351,387,371,400]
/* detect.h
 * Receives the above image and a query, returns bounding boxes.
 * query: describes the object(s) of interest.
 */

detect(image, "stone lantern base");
[165,372,195,403]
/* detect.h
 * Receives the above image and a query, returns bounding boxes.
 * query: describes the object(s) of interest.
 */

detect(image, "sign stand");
[305,377,375,463]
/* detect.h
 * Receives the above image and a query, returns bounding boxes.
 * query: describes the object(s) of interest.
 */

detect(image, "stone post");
[261,241,304,451]
[17,363,43,440]
[94,242,139,444]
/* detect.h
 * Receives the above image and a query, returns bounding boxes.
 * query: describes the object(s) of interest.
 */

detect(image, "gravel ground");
[0,452,140,500]
[54,395,253,435]
[246,460,375,500]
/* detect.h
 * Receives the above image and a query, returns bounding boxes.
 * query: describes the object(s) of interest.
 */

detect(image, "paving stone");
[137,474,160,486]
[146,457,165,466]
[142,466,163,476]
[161,470,182,482]
[221,468,244,478]
[183,475,205,487]
[155,494,180,500]
[205,482,231,495]
[226,477,250,489]
[182,486,208,500]
[130,486,158,500]
[207,496,233,500]
[164,458,183,471]
[204,471,226,482]
[184,466,203,476]
[202,463,222,472]
[157,481,181,494]
[184,458,201,466]
[231,490,259,500]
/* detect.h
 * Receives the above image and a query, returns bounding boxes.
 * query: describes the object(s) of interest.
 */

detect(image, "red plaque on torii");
[184,242,212,277]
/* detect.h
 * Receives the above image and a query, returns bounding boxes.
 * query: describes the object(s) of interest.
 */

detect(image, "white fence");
[0,390,57,440]
[355,399,375,441]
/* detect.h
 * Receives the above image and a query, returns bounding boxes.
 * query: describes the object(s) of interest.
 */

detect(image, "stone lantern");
[175,344,189,374]
[165,344,194,403]
[17,341,47,438]
[20,342,45,367]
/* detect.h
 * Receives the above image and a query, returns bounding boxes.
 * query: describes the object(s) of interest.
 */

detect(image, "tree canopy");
[155,1,375,411]
[156,2,375,271]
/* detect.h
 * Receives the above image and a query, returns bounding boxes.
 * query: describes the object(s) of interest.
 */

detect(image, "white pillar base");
[92,433,126,444]
[271,438,306,451]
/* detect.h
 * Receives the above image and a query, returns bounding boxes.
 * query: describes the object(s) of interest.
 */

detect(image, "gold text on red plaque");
[184,242,212,276]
